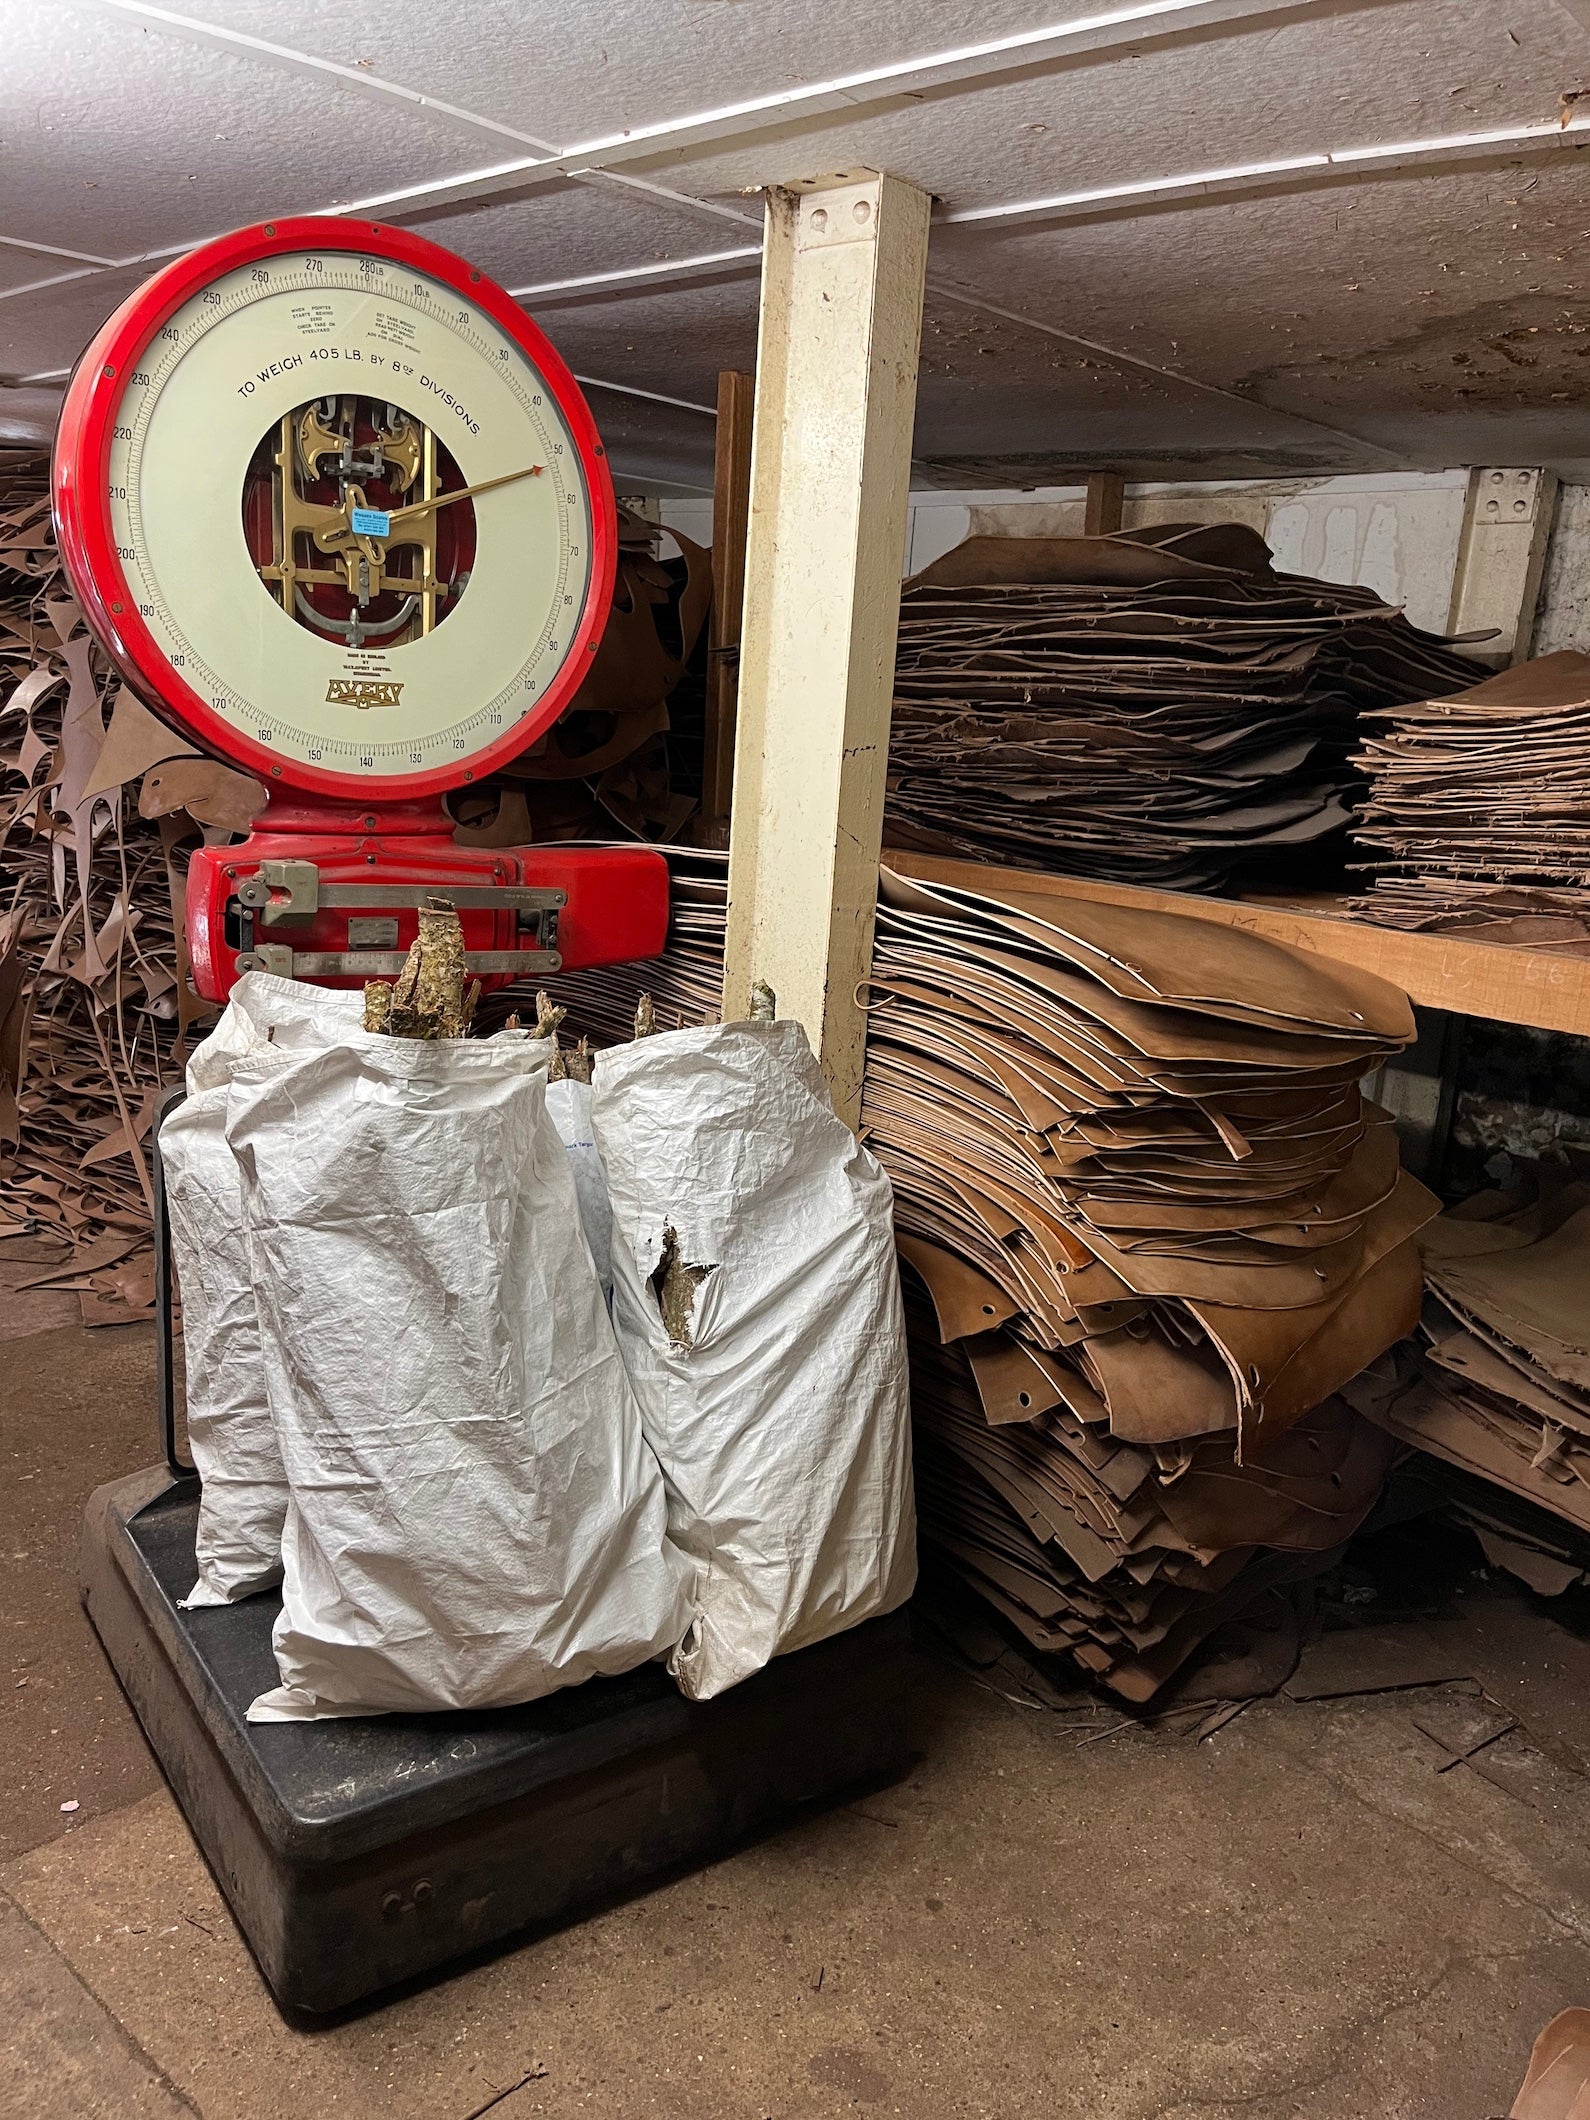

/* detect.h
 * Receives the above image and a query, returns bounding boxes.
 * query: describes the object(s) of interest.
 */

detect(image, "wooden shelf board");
[883,850,1590,1039]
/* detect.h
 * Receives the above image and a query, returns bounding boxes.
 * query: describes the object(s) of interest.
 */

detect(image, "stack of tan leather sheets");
[1343,1171,1590,1561]
[910,1320,1392,1701]
[887,524,1477,893]
[865,868,1436,1695]
[1353,650,1590,953]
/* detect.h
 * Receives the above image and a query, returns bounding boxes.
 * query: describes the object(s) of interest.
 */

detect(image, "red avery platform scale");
[52,215,666,1004]
[62,218,920,2020]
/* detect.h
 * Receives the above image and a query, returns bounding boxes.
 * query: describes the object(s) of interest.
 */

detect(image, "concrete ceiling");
[3,0,1588,489]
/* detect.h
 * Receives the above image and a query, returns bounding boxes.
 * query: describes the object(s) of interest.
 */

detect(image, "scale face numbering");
[56,219,615,801]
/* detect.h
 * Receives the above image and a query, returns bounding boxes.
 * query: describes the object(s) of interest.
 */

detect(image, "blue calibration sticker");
[350,506,391,536]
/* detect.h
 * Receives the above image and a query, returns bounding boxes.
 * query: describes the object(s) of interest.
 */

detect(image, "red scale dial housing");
[52,218,666,1002]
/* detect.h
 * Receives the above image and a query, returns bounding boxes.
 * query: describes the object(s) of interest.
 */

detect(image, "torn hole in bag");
[649,1224,718,1350]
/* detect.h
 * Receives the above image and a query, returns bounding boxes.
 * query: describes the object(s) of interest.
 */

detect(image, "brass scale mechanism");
[245,394,487,649]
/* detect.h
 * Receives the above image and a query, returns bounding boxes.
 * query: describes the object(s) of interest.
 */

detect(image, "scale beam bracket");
[237,860,568,928]
[234,945,563,980]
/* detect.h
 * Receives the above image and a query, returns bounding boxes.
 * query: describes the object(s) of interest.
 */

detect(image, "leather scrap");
[1343,1159,1590,1579]
[0,457,206,1314]
[496,508,710,843]
[1355,650,1590,956]
[1510,2008,1590,2119]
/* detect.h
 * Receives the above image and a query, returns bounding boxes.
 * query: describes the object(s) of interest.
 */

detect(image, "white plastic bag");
[592,1019,916,1701]
[165,974,365,1607]
[227,1031,689,1720]
[545,1076,613,1299]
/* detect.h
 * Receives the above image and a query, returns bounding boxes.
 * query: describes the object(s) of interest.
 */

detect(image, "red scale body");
[52,217,667,1004]
[183,802,664,1000]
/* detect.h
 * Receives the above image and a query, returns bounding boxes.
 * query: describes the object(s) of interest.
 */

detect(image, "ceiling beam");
[511,248,763,305]
[493,108,1590,314]
[323,0,1378,223]
[0,0,1456,317]
[940,114,1590,231]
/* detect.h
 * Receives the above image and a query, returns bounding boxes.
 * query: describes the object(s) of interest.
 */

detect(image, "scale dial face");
[54,218,615,802]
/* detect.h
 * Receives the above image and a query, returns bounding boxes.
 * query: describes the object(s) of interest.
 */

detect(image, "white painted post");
[1447,467,1558,665]
[722,170,931,1128]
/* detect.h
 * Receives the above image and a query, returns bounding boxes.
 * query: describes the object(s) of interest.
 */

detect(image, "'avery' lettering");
[327,678,403,709]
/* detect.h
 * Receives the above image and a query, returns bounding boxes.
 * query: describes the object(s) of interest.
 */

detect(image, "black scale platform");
[81,1468,916,2015]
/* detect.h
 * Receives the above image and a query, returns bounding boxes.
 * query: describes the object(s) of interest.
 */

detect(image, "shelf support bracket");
[1448,466,1558,665]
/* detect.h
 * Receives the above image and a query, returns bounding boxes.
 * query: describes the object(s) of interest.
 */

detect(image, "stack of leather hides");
[909,1326,1392,1701]
[1341,1160,1590,1588]
[1353,650,1590,955]
[864,867,1438,1696]
[885,525,1478,893]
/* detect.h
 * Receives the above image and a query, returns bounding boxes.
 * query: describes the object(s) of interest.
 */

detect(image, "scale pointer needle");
[384,463,544,526]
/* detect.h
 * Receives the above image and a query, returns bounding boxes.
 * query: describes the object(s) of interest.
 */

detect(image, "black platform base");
[81,1469,917,2016]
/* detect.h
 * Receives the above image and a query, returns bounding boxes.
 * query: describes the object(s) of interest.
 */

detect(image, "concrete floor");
[5,1293,1590,2118]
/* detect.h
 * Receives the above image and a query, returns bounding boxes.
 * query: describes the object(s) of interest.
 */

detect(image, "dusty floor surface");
[5,1304,1590,2119]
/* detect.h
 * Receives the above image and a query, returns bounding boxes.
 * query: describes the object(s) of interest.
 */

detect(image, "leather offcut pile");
[1343,1158,1590,1593]
[0,460,253,1320]
[885,525,1478,893]
[908,1326,1392,1701]
[1353,650,1590,955]
[862,868,1437,1696]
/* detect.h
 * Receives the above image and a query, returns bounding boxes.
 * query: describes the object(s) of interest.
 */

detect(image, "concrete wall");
[1534,483,1590,655]
[662,471,1472,634]
[664,470,1590,652]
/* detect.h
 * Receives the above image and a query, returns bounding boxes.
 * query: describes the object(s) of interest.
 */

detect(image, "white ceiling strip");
[546,0,1280,167]
[511,248,763,301]
[924,278,1403,464]
[82,0,547,149]
[0,234,118,266]
[943,113,1590,225]
[322,0,1314,221]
